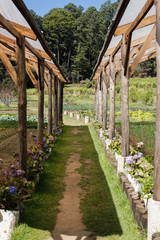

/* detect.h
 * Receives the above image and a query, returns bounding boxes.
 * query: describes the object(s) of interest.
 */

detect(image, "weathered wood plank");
[48,71,52,135]
[17,36,27,176]
[37,59,44,143]
[98,76,103,122]
[121,35,131,157]
[53,75,58,128]
[154,0,160,201]
[102,70,108,130]
[109,57,115,139]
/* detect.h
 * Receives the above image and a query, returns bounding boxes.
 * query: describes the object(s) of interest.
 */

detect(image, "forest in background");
[0,0,156,98]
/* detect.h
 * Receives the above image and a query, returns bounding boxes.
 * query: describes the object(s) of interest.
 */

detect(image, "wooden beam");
[0,43,17,85]
[37,59,45,143]
[153,0,160,201]
[0,13,21,39]
[109,57,115,140]
[125,0,154,39]
[102,69,108,130]
[129,25,156,77]
[26,63,38,90]
[17,36,27,176]
[114,15,156,36]
[53,75,58,128]
[121,34,130,157]
[48,71,52,135]
[0,20,37,40]
[98,76,103,122]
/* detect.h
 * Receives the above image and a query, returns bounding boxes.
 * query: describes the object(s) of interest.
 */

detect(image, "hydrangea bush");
[0,124,63,210]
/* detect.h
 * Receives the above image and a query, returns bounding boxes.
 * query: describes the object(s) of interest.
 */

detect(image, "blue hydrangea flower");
[113,137,116,140]
[33,155,37,160]
[138,152,143,158]
[9,186,17,194]
[44,144,49,149]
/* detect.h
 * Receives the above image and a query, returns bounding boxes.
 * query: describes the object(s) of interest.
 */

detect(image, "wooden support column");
[121,34,131,157]
[48,70,52,135]
[95,82,98,121]
[102,69,108,130]
[37,58,44,143]
[57,78,61,125]
[60,82,64,123]
[98,77,103,122]
[154,0,160,201]
[53,75,58,128]
[109,56,115,139]
[17,36,27,175]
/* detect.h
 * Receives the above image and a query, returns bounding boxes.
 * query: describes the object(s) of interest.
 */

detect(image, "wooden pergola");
[0,0,67,176]
[91,0,160,202]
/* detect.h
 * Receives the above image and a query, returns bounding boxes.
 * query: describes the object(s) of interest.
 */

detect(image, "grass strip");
[11,127,72,240]
[87,125,146,240]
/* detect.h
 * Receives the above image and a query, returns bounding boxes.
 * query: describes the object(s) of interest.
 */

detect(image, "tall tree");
[42,9,75,69]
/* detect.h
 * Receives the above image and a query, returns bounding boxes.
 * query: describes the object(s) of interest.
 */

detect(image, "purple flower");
[44,144,49,149]
[113,137,116,140]
[126,156,133,165]
[4,171,8,176]
[10,173,16,178]
[16,170,25,176]
[106,133,109,137]
[34,138,38,142]
[133,155,139,160]
[14,182,17,185]
[9,186,17,194]
[138,152,143,158]
[33,155,38,160]
[39,153,43,156]
[10,165,15,170]
[28,150,34,155]
[43,138,46,142]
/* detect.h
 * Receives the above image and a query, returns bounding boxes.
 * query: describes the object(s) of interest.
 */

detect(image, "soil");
[51,129,95,240]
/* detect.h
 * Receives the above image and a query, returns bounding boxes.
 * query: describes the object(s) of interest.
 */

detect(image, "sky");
[23,0,117,17]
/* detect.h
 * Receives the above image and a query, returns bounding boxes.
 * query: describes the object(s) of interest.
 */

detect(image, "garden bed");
[93,121,153,230]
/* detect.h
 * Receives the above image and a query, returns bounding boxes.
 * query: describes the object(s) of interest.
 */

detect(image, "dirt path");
[51,129,94,240]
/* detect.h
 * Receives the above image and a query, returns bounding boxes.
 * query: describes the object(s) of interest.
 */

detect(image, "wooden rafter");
[125,0,154,39]
[114,15,156,36]
[129,24,156,77]
[0,20,37,40]
[0,43,17,85]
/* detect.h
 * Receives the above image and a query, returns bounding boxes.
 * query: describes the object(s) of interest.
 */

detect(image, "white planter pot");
[100,128,104,138]
[105,139,112,150]
[117,155,125,173]
[124,169,142,192]
[85,116,90,124]
[0,209,20,240]
[76,114,81,121]
[64,111,68,115]
[70,112,74,118]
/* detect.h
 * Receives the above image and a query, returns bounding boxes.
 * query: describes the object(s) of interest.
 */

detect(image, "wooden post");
[57,78,62,125]
[98,76,103,122]
[37,58,44,143]
[102,69,108,130]
[60,82,64,123]
[17,36,27,175]
[121,34,131,157]
[48,70,52,135]
[53,75,58,128]
[95,82,98,121]
[109,56,115,139]
[153,0,160,201]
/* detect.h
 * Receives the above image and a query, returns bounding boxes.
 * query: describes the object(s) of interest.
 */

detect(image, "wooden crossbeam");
[0,13,21,39]
[125,0,154,39]
[26,63,38,90]
[0,43,17,85]
[114,15,156,36]
[129,24,156,76]
[104,36,148,57]
[0,20,37,40]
